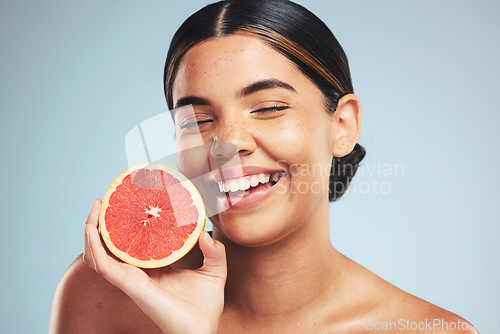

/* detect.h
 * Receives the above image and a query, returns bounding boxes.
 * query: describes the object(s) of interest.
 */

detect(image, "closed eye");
[179,119,213,129]
[253,105,289,114]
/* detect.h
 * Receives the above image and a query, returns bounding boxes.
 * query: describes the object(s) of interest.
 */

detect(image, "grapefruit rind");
[98,163,206,268]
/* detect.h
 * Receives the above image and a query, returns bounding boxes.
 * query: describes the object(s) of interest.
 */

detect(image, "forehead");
[172,34,310,104]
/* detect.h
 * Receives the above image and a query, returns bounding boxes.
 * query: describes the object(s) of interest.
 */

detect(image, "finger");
[198,231,227,280]
[83,199,101,267]
[85,221,113,277]
[85,218,123,279]
[86,198,101,228]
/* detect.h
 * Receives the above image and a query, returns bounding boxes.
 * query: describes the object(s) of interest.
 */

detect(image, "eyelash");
[179,105,289,128]
[179,120,211,129]
[253,105,289,114]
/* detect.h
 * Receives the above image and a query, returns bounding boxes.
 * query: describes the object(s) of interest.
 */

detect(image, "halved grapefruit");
[98,163,205,268]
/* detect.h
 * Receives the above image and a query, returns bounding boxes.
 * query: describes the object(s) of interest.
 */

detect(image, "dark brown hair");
[164,0,365,201]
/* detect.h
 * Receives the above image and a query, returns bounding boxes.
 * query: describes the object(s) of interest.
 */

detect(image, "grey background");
[1,0,498,332]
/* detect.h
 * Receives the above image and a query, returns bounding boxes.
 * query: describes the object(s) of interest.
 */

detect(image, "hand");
[83,199,227,334]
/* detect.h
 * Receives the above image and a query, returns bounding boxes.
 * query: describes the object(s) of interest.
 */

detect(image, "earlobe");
[331,94,362,157]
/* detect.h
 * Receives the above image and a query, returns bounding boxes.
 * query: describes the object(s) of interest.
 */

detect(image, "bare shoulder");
[367,275,477,333]
[376,289,478,333]
[49,254,161,334]
[343,258,478,334]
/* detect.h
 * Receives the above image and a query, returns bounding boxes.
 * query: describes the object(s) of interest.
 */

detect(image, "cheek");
[262,113,333,195]
[175,140,211,179]
[262,114,330,164]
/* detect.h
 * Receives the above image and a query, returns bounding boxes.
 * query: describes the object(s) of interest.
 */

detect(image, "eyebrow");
[174,96,211,110]
[237,78,297,98]
[173,78,297,110]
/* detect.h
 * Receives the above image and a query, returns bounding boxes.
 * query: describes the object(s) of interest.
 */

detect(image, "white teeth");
[239,178,250,190]
[229,180,239,192]
[218,172,279,193]
[250,175,259,187]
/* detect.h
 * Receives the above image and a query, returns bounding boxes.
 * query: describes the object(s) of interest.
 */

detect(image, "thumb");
[198,230,227,280]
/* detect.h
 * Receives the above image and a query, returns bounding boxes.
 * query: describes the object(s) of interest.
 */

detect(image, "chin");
[211,211,298,248]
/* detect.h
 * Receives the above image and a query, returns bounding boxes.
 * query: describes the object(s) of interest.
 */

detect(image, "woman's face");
[171,34,339,247]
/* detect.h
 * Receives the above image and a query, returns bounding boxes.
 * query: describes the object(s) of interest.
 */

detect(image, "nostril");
[210,141,238,160]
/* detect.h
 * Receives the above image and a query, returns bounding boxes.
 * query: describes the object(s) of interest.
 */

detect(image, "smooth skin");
[50,35,477,334]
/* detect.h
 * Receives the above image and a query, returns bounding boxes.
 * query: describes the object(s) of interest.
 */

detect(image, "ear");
[330,94,362,157]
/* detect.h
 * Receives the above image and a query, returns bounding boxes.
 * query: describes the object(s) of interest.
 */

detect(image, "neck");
[215,204,346,323]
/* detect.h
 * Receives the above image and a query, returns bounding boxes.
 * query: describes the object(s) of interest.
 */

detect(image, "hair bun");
[329,143,366,201]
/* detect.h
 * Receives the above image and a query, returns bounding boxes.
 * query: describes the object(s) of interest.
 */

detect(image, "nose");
[210,117,257,159]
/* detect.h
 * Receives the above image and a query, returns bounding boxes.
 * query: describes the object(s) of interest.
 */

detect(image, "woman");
[50,0,477,333]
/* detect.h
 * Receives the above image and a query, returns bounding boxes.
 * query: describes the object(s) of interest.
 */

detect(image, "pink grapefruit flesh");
[98,163,205,268]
